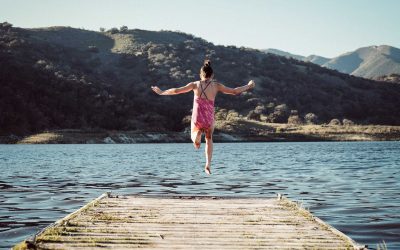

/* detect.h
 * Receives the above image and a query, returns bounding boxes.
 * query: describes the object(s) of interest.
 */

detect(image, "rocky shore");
[2,123,400,144]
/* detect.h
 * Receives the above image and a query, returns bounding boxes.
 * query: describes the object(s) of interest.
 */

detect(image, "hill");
[1,22,400,136]
[263,48,305,61]
[304,55,330,65]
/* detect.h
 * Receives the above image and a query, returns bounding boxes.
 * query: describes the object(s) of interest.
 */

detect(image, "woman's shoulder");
[188,80,200,89]
[211,80,222,87]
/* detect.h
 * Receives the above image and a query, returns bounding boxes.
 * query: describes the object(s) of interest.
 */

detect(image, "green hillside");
[1,22,400,136]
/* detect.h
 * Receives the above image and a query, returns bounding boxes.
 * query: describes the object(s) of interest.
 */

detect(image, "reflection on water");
[0,142,399,249]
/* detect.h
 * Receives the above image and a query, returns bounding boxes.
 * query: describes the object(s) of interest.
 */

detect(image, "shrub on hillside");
[266,104,290,123]
[215,109,228,120]
[120,26,128,32]
[247,110,261,121]
[274,104,289,114]
[342,119,355,126]
[329,119,341,126]
[0,22,12,31]
[226,110,240,121]
[265,102,275,113]
[181,115,191,126]
[287,115,303,125]
[254,105,266,115]
[107,27,119,34]
[304,113,318,124]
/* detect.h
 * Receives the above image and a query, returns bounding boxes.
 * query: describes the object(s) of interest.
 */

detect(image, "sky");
[1,0,399,58]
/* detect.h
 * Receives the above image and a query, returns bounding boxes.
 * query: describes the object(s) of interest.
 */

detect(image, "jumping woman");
[151,60,255,175]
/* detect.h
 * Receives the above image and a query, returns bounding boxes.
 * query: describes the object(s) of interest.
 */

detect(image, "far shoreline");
[2,123,400,144]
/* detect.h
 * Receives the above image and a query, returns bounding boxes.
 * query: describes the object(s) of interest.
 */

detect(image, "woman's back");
[193,80,218,102]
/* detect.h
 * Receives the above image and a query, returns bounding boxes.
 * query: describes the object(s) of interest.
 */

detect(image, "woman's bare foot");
[205,164,211,175]
[193,141,200,149]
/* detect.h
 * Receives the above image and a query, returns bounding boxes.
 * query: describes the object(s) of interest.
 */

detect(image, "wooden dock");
[15,193,366,249]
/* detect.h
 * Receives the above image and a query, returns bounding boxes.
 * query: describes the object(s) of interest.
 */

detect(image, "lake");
[0,142,399,249]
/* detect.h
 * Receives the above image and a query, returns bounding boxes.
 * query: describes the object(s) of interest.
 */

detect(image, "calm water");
[0,142,399,249]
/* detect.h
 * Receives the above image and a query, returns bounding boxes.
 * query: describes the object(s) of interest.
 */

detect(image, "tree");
[120,25,128,32]
[254,105,266,115]
[342,119,354,126]
[247,110,261,121]
[288,115,303,125]
[304,113,318,124]
[108,27,119,34]
[266,104,290,123]
[328,119,341,126]
[99,27,105,32]
[0,22,13,30]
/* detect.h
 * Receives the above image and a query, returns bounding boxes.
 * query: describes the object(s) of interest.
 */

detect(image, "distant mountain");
[263,49,330,65]
[304,55,330,65]
[323,45,400,78]
[263,48,305,61]
[1,22,400,136]
[264,45,400,79]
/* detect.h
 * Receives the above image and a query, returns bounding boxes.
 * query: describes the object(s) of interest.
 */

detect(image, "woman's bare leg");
[204,127,214,175]
[191,122,201,149]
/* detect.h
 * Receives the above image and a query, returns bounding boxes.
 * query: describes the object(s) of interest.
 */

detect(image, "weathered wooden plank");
[14,193,367,250]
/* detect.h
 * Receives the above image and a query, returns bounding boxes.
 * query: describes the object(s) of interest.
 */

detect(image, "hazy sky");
[1,0,399,57]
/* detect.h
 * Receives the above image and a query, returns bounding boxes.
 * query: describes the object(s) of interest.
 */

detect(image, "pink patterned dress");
[191,81,215,132]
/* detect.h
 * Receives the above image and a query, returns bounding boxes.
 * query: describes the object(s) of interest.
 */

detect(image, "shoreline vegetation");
[2,121,400,144]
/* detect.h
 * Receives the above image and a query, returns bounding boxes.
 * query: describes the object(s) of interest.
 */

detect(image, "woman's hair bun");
[200,59,213,78]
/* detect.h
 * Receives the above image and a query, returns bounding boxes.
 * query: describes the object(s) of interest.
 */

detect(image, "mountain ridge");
[264,45,400,79]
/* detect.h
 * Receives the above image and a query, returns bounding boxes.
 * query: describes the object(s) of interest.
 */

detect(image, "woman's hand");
[247,80,255,89]
[151,86,163,95]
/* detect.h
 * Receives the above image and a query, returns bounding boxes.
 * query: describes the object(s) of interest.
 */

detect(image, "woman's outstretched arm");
[217,80,255,95]
[151,82,195,95]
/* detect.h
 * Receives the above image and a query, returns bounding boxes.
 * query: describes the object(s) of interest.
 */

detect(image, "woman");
[151,60,255,175]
